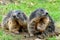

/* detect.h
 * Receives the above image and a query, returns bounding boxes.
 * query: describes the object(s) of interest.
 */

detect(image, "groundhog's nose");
[13,16,16,18]
[46,12,48,15]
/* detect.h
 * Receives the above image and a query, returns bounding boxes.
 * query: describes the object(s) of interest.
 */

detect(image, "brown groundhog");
[2,10,27,34]
[27,8,58,38]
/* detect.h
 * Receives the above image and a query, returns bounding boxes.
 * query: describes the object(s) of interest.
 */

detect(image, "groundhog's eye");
[40,9,43,11]
[18,13,20,14]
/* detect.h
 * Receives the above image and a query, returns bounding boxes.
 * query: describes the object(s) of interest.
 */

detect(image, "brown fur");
[17,19,27,30]
[36,16,50,32]
[28,16,50,33]
[7,18,27,34]
[7,18,20,34]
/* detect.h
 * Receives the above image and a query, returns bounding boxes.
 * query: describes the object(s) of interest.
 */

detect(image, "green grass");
[0,15,3,23]
[0,0,60,21]
[0,0,60,40]
[48,36,56,40]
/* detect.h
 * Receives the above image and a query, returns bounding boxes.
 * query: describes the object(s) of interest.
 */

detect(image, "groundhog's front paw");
[29,33,34,37]
[37,35,44,39]
[24,34,30,38]
[24,34,34,38]
[11,31,20,34]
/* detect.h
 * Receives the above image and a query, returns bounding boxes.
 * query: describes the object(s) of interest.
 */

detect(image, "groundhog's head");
[35,8,48,17]
[7,10,24,20]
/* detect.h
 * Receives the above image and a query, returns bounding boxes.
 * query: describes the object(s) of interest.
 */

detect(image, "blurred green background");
[0,0,60,22]
[0,0,60,40]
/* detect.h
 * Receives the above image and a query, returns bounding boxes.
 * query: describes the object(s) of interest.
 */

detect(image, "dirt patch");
[55,22,60,33]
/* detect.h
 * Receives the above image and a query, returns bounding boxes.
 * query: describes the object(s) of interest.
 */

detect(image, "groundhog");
[27,8,56,38]
[2,10,27,34]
